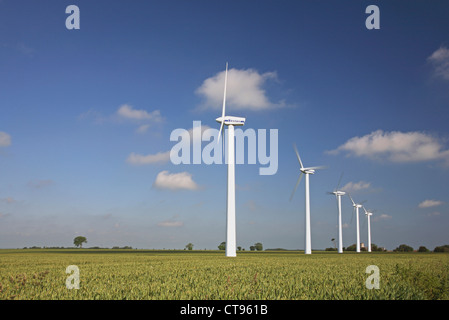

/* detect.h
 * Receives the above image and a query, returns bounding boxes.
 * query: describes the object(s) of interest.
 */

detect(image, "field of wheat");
[0,249,448,300]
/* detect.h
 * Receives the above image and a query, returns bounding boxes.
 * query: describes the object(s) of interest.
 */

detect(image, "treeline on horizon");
[15,244,449,252]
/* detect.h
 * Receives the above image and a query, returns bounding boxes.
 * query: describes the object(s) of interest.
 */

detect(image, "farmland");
[0,249,448,300]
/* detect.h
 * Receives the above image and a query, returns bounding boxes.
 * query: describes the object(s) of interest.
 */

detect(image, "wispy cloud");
[117,104,162,122]
[157,220,184,227]
[79,104,162,132]
[126,151,171,165]
[2,42,35,57]
[1,197,16,204]
[427,46,449,80]
[195,67,285,111]
[0,131,11,147]
[136,124,150,134]
[27,179,54,189]
[418,199,443,208]
[372,213,392,222]
[245,200,258,212]
[78,109,105,124]
[328,130,449,164]
[126,124,211,166]
[341,181,371,193]
[0,212,12,219]
[426,211,441,217]
[153,171,199,191]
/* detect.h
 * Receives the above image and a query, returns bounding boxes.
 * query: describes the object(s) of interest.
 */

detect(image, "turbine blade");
[290,172,303,201]
[222,125,225,162]
[350,207,355,224]
[216,62,228,147]
[217,120,224,145]
[293,143,304,168]
[221,62,228,119]
[336,171,344,190]
[348,193,356,206]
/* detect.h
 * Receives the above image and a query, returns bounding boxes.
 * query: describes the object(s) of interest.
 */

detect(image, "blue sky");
[1,0,449,250]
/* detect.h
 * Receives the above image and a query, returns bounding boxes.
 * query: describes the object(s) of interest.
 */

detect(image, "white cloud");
[136,124,150,134]
[427,46,449,80]
[418,199,443,208]
[373,214,392,222]
[153,171,199,191]
[157,220,184,227]
[195,67,284,111]
[117,104,162,121]
[341,181,371,193]
[79,105,162,131]
[328,130,449,164]
[0,131,11,147]
[127,124,210,166]
[127,151,171,165]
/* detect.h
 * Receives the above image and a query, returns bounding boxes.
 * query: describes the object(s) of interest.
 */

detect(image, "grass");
[0,249,448,300]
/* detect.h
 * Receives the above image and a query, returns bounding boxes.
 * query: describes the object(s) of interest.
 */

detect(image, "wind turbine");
[362,206,373,252]
[290,144,325,255]
[327,173,345,253]
[216,62,246,257]
[348,193,363,253]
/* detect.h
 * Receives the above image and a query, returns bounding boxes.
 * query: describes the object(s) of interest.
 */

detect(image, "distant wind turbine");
[327,173,345,254]
[290,144,326,254]
[216,62,246,257]
[348,193,363,253]
[362,206,374,252]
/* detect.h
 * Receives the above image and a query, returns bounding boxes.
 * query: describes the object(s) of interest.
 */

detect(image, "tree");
[254,242,263,251]
[394,244,413,252]
[237,246,242,251]
[73,236,87,248]
[418,246,429,252]
[185,243,194,251]
[218,242,226,250]
[434,245,449,252]
[249,246,255,251]
[346,244,356,251]
[331,238,336,249]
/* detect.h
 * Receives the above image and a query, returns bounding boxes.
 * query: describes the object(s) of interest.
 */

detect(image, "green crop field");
[0,249,448,300]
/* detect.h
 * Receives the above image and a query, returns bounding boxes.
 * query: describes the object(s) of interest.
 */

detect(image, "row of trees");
[217,242,263,251]
[325,243,385,252]
[393,244,449,252]
[325,243,449,252]
[73,237,449,253]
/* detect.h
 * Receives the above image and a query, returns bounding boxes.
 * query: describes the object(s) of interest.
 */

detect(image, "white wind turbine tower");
[348,194,363,253]
[216,62,246,257]
[327,173,345,254]
[290,144,325,255]
[362,206,373,252]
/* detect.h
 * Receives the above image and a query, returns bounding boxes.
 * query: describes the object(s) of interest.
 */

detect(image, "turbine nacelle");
[362,206,374,216]
[348,193,363,208]
[301,168,316,175]
[332,190,346,197]
[215,116,246,126]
